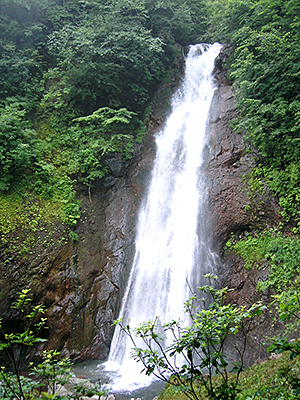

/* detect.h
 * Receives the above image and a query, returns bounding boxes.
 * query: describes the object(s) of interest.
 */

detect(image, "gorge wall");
[0,45,281,362]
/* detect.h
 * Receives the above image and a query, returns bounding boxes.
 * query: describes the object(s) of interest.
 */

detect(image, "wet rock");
[206,57,280,254]
[54,377,105,399]
[205,45,284,366]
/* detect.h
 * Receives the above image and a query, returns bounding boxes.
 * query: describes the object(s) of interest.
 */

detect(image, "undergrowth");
[243,165,300,233]
[0,191,71,257]
[226,230,300,292]
[159,353,300,400]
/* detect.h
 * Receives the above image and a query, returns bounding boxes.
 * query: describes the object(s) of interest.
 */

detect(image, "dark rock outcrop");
[207,45,280,253]
[206,45,283,365]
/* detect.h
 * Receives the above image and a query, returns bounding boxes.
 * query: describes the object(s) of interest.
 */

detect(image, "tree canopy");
[0,0,208,232]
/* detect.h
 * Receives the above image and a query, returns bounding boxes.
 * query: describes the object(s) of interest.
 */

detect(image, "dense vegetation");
[0,0,208,252]
[2,283,300,399]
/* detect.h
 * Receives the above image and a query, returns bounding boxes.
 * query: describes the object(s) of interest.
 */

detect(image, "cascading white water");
[104,42,222,391]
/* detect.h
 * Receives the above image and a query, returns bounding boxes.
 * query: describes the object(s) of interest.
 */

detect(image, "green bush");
[227,231,300,292]
[0,289,106,400]
[117,275,265,400]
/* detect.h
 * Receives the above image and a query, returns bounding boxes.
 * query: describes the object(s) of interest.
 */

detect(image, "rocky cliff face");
[207,46,280,253]
[206,46,283,365]
[0,45,281,362]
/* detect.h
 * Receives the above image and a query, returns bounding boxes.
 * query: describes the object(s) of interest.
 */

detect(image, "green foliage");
[227,231,300,292]
[144,0,207,45]
[159,351,300,400]
[261,165,300,231]
[0,349,74,400]
[0,0,210,244]
[0,289,47,400]
[205,0,300,43]
[204,0,254,43]
[0,99,36,190]
[0,289,106,400]
[47,19,165,113]
[230,27,300,168]
[155,288,300,400]
[44,0,209,114]
[241,167,265,212]
[236,352,300,400]
[0,46,42,102]
[0,192,69,257]
[260,290,300,399]
[71,107,135,185]
[243,164,300,228]
[30,349,73,397]
[226,232,270,269]
[269,286,300,338]
[117,276,265,400]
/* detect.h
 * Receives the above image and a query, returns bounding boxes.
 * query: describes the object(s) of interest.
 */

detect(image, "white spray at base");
[103,42,222,391]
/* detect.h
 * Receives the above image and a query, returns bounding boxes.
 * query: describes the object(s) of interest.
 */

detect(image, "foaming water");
[72,360,164,399]
[103,42,222,392]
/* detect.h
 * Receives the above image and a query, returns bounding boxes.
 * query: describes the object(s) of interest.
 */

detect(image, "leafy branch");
[116,276,266,400]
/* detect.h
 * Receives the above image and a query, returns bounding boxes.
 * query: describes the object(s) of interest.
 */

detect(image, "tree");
[0,100,36,190]
[70,107,136,199]
[116,276,266,400]
[47,19,165,113]
[0,288,106,399]
[204,0,300,232]
[0,289,47,399]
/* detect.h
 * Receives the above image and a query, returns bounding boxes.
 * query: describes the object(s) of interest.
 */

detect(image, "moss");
[159,353,300,400]
[226,230,300,292]
[0,191,69,258]
[237,353,300,399]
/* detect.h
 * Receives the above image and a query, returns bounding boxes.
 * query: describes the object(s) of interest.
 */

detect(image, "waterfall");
[104,42,222,391]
